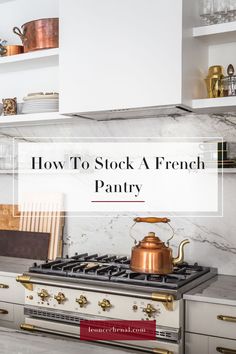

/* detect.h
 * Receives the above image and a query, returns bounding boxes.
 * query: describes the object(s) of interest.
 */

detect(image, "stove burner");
[30,254,211,290]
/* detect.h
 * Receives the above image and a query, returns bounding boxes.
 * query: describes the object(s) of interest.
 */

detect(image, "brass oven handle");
[0,284,9,289]
[0,309,8,315]
[217,315,236,323]
[216,347,236,353]
[21,324,35,331]
[134,217,170,223]
[21,323,174,354]
[16,275,33,291]
[153,349,173,354]
[152,293,174,311]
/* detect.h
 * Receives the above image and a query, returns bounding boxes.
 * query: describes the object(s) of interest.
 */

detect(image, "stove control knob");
[37,289,49,301]
[54,292,66,304]
[98,299,111,311]
[76,295,88,308]
[143,304,157,317]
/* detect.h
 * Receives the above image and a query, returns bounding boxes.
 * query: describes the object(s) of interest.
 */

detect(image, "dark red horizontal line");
[91,200,145,203]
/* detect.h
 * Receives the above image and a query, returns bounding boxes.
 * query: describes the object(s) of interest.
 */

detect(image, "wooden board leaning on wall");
[0,204,64,260]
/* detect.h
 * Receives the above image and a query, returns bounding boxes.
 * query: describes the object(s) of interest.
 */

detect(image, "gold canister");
[205,65,224,98]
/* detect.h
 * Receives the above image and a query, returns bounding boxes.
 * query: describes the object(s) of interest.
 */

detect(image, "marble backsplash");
[0,112,235,275]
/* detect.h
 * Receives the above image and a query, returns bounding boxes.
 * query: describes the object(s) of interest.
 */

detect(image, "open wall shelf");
[0,48,59,65]
[192,19,236,113]
[0,0,59,101]
[192,97,236,113]
[0,168,235,174]
[193,21,236,44]
[0,112,76,127]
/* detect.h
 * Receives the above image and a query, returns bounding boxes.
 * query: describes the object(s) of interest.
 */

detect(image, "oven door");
[21,317,182,354]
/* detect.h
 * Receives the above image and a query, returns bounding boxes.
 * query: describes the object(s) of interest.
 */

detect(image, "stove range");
[17,254,217,354]
[29,253,212,290]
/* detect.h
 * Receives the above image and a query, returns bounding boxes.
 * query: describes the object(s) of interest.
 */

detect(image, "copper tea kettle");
[130,217,190,275]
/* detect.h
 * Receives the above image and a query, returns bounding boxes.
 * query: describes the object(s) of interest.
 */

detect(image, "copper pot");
[130,217,190,274]
[13,18,59,53]
[1,45,24,56]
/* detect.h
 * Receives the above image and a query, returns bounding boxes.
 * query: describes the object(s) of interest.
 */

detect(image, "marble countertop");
[184,275,236,306]
[0,327,133,354]
[0,256,38,276]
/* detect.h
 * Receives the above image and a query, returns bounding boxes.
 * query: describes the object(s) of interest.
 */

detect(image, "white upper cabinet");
[59,0,198,118]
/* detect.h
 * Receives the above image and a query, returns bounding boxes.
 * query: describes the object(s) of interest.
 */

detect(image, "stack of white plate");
[22,93,59,114]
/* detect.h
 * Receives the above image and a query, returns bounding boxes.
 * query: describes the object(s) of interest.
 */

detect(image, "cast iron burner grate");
[29,253,210,289]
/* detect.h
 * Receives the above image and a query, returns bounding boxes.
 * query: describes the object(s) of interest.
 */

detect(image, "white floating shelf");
[0,169,233,175]
[0,169,234,175]
[221,168,236,173]
[217,168,236,173]
[193,21,236,44]
[192,96,236,113]
[0,48,59,65]
[0,112,77,127]
[0,0,14,3]
[0,170,16,174]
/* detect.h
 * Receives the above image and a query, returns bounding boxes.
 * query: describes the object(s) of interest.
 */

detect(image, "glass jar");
[222,64,236,96]
[222,76,236,96]
[199,0,214,24]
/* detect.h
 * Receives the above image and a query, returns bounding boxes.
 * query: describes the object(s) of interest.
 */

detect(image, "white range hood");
[74,105,192,121]
[60,0,199,120]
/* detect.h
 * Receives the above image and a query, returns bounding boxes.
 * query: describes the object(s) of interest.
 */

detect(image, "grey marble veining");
[0,327,132,354]
[0,113,236,140]
[184,275,236,306]
[0,113,235,275]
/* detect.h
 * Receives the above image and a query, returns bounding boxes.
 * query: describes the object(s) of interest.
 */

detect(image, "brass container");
[1,45,24,56]
[13,18,59,53]
[2,98,17,116]
[130,217,190,275]
[205,65,224,98]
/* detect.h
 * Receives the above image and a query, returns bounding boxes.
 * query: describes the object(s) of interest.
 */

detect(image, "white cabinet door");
[186,333,236,354]
[0,275,25,305]
[209,337,236,354]
[0,302,24,330]
[185,333,209,354]
[186,301,236,341]
[60,0,183,115]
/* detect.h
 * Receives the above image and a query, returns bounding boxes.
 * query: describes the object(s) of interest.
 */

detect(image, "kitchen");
[0,0,236,354]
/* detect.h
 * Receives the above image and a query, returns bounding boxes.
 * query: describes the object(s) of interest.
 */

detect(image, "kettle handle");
[130,217,173,245]
[134,217,170,223]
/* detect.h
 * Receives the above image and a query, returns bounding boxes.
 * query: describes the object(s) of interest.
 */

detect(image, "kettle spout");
[173,239,190,266]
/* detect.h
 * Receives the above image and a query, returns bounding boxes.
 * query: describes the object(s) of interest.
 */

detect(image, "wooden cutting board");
[19,208,64,260]
[0,230,50,260]
[0,205,20,231]
[0,204,64,260]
